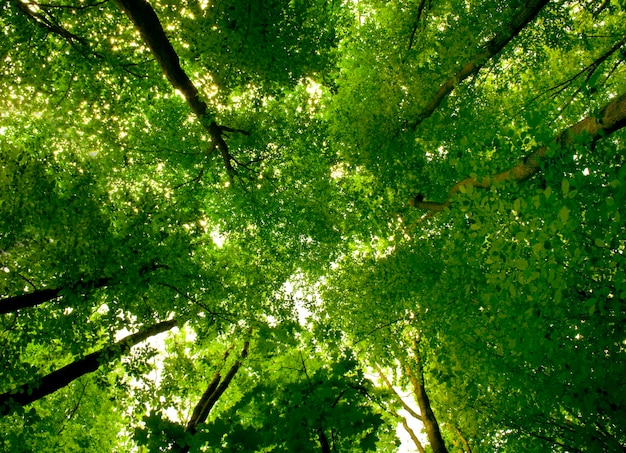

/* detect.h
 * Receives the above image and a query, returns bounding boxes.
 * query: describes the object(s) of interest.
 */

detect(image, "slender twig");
[56,381,87,436]
[407,0,428,52]
[173,168,205,190]
[527,36,626,106]
[32,0,108,10]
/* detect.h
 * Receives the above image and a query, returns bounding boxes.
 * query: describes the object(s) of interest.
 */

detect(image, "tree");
[0,319,177,416]
[2,0,626,451]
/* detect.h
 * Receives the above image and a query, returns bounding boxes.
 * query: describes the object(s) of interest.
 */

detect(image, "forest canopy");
[1,0,625,451]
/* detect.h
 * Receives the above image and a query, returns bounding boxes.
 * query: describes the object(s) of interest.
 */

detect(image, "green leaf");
[515,258,529,270]
[561,178,570,196]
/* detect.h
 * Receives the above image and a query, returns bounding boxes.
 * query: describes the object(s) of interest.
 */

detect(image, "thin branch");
[16,0,88,46]
[56,381,87,436]
[353,317,408,345]
[453,425,472,453]
[52,65,77,109]
[406,0,428,52]
[379,401,426,453]
[172,167,205,190]
[399,414,427,453]
[527,36,626,106]
[16,0,146,77]
[155,282,235,323]
[34,0,108,9]
[299,351,310,380]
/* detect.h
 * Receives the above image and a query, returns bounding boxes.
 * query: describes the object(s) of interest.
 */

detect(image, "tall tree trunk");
[0,319,177,416]
[112,0,207,119]
[409,0,549,129]
[317,427,332,453]
[179,339,250,453]
[412,91,626,211]
[112,0,245,180]
[405,343,449,453]
[376,364,427,452]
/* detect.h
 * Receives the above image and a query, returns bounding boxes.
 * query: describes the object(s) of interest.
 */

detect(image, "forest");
[1,0,625,451]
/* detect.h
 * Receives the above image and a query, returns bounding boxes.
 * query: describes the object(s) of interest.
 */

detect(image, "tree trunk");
[412,91,626,211]
[184,370,222,435]
[113,0,243,180]
[0,319,177,416]
[410,0,549,129]
[1,262,162,314]
[0,277,110,315]
[1,287,62,314]
[113,0,207,119]
[317,427,332,453]
[406,346,449,453]
[376,364,423,421]
[179,339,250,453]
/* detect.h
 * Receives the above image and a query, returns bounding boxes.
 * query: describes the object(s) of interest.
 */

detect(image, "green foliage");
[198,340,392,452]
[1,0,626,451]
[0,376,129,453]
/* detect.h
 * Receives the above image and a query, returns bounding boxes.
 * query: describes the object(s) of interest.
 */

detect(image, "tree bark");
[375,364,423,421]
[179,339,250,453]
[317,427,332,453]
[113,0,207,118]
[113,0,244,180]
[454,425,472,453]
[409,0,549,129]
[0,318,177,416]
[405,347,449,453]
[399,415,426,453]
[184,370,222,435]
[0,277,110,315]
[1,262,163,314]
[1,287,62,314]
[412,91,626,211]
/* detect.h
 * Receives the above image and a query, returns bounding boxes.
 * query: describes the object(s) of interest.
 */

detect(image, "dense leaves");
[1,0,626,451]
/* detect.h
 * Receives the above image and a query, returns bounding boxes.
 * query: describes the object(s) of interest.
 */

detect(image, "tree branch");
[528,36,626,106]
[400,414,427,453]
[406,0,428,53]
[1,262,164,314]
[16,0,88,46]
[15,0,145,78]
[113,0,247,179]
[0,319,177,416]
[409,0,549,129]
[453,425,472,453]
[412,91,626,212]
[183,339,250,437]
[0,277,110,314]
[375,364,423,421]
